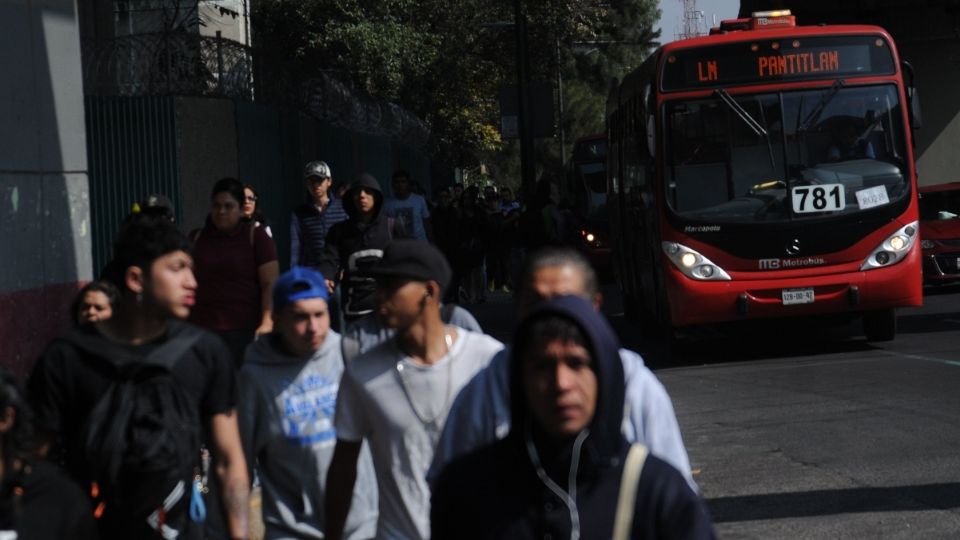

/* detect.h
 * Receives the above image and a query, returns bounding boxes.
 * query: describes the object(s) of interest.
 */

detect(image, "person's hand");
[325,279,336,294]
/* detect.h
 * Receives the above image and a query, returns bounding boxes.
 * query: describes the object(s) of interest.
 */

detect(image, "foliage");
[252,0,660,176]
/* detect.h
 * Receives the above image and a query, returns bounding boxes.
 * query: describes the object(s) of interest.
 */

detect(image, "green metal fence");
[85,95,433,273]
[85,95,180,273]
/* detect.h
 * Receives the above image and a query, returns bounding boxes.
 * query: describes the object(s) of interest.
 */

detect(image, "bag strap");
[64,324,202,372]
[613,443,649,540]
[144,324,203,370]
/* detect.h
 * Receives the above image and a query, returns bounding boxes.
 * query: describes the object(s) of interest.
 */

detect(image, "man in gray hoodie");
[239,266,377,540]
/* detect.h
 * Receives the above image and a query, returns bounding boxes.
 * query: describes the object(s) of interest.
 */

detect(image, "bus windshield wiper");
[798,79,845,132]
[714,89,767,137]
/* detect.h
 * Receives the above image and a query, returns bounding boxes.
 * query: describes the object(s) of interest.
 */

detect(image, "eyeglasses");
[245,195,258,202]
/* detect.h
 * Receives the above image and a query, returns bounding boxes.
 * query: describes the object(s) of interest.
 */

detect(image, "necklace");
[395,328,455,428]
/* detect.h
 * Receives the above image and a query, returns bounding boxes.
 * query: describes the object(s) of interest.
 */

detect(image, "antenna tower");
[676,0,707,41]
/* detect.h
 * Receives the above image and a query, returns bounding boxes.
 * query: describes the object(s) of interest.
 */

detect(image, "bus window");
[665,84,908,223]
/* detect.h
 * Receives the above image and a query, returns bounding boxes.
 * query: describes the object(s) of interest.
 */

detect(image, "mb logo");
[759,258,781,270]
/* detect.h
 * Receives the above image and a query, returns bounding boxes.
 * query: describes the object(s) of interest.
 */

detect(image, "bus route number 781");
[792,184,845,213]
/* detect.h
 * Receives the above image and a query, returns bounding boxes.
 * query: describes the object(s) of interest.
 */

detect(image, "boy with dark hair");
[430,248,695,491]
[29,219,249,540]
[239,266,377,539]
[318,173,393,323]
[432,296,714,539]
[384,169,432,241]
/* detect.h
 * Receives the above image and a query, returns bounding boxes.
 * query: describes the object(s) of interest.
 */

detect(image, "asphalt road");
[464,283,960,538]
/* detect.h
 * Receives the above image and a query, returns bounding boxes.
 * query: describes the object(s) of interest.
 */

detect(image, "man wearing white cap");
[291,161,349,269]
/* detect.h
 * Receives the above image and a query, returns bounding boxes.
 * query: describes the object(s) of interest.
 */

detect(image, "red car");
[919,183,960,285]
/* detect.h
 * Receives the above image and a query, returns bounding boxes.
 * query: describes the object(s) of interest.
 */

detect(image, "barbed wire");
[300,74,430,148]
[82,31,430,147]
[82,32,253,99]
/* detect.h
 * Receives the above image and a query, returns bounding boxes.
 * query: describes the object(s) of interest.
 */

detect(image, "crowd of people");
[0,161,716,540]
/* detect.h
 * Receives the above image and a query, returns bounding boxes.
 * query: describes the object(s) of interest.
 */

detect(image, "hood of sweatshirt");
[508,295,626,464]
[342,173,385,222]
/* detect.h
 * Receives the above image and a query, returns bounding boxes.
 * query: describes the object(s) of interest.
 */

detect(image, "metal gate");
[84,95,180,272]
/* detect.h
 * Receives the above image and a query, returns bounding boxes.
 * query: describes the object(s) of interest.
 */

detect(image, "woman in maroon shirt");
[191,177,279,366]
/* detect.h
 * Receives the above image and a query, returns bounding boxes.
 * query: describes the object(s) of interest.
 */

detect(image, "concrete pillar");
[0,0,91,379]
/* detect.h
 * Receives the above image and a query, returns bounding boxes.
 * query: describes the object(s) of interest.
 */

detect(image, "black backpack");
[65,324,204,538]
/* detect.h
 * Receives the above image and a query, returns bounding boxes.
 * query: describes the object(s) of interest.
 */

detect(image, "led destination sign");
[663,35,896,91]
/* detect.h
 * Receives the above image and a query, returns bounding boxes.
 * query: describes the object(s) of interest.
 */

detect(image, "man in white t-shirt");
[324,240,503,540]
[384,170,432,241]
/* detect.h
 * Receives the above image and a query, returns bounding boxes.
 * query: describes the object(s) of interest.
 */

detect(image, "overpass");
[740,1,960,187]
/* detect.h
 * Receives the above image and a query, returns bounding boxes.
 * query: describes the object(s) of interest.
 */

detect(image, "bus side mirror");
[902,61,922,130]
[908,87,922,130]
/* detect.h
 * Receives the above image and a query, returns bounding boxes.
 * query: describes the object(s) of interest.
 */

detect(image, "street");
[466,284,960,538]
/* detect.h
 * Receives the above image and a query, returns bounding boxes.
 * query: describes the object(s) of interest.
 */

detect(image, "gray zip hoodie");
[240,331,378,540]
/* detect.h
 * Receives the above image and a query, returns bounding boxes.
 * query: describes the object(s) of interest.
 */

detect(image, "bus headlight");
[860,221,918,270]
[579,229,604,248]
[662,241,731,281]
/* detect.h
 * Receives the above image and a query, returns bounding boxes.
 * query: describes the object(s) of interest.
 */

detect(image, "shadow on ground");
[708,483,960,523]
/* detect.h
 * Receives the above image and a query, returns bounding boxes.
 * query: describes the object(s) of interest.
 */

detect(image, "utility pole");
[556,38,566,166]
[513,0,536,202]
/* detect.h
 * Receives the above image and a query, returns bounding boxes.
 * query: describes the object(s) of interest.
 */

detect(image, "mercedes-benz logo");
[786,238,801,256]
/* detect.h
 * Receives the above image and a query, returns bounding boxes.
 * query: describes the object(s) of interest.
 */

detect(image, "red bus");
[560,134,612,274]
[606,10,923,341]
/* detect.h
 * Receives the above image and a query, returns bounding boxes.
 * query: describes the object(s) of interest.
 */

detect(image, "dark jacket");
[431,296,714,540]
[292,196,347,268]
[317,173,392,319]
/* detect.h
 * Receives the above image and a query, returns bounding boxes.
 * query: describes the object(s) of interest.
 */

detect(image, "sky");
[657,0,741,43]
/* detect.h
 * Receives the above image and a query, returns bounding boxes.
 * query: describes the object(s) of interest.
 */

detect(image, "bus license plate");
[782,288,815,305]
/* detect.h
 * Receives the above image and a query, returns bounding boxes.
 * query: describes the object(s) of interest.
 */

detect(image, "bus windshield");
[665,84,908,223]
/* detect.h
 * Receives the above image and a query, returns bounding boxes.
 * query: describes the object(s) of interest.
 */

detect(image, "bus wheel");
[863,309,896,342]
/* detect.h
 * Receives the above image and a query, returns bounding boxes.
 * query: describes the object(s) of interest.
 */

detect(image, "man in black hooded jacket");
[318,173,393,323]
[431,296,714,539]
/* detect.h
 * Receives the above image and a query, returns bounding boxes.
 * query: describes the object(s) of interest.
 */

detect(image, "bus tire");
[863,309,896,342]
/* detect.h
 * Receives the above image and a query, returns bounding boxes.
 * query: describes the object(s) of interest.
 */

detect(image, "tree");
[251,0,660,174]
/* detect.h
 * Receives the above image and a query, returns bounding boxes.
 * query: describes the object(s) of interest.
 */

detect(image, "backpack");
[66,324,205,539]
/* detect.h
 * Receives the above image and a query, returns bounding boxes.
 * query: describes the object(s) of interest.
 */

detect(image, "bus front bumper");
[666,248,923,327]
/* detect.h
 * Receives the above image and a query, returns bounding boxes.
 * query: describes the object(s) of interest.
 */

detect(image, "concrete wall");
[176,96,240,230]
[893,18,960,186]
[0,0,91,379]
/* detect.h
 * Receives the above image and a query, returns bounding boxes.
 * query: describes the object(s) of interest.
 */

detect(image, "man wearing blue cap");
[237,266,377,540]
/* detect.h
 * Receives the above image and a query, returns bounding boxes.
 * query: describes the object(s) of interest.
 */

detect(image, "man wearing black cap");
[324,240,504,540]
